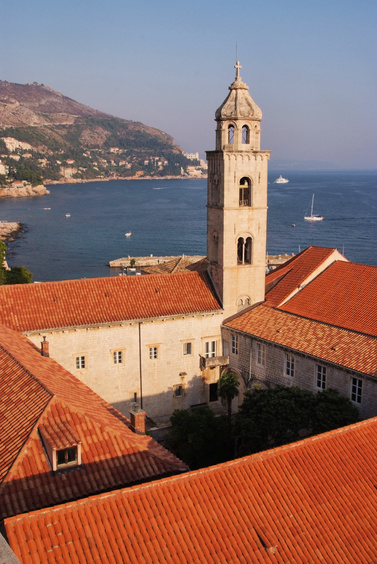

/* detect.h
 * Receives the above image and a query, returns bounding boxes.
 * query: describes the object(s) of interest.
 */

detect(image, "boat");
[65,213,71,218]
[274,175,289,184]
[125,231,132,238]
[304,194,324,222]
[44,207,51,210]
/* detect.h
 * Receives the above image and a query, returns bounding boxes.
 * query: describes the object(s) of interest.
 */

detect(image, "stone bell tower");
[206,62,270,318]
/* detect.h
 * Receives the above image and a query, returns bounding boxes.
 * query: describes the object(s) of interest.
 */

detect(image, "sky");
[1,0,377,170]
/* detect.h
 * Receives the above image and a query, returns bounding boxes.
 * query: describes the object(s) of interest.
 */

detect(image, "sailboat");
[304,194,324,222]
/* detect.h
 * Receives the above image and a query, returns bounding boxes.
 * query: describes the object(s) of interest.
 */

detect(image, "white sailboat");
[304,194,324,222]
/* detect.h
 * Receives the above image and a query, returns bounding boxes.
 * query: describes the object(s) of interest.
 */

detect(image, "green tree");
[218,371,240,423]
[5,266,33,284]
[169,407,231,469]
[234,385,359,457]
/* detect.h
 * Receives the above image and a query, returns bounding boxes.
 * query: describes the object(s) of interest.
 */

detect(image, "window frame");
[75,355,86,370]
[351,377,362,404]
[183,341,193,356]
[231,334,238,355]
[113,350,124,365]
[285,353,294,377]
[205,340,217,358]
[257,343,266,366]
[316,364,327,390]
[149,346,158,360]
[173,384,184,398]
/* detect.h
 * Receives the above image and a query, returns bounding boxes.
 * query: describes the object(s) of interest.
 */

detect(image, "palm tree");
[218,371,240,422]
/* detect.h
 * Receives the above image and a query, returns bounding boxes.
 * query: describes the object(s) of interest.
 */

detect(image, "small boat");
[65,213,71,218]
[125,231,132,238]
[44,207,51,210]
[291,223,296,227]
[304,194,324,222]
[274,175,289,184]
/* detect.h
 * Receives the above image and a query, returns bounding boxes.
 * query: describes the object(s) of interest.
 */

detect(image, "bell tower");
[206,62,270,318]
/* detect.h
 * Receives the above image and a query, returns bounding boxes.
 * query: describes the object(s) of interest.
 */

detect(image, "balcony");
[200,355,229,370]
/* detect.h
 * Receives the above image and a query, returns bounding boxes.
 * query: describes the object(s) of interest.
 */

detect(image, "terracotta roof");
[225,304,377,377]
[265,246,346,307]
[0,271,221,332]
[142,256,207,274]
[6,416,377,563]
[0,324,187,520]
[280,261,377,337]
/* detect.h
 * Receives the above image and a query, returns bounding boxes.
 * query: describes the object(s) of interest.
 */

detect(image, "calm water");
[0,171,376,282]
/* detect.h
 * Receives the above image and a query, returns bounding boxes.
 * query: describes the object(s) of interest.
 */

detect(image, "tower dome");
[215,61,262,121]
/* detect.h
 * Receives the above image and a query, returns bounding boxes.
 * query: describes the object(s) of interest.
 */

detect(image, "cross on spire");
[234,60,242,80]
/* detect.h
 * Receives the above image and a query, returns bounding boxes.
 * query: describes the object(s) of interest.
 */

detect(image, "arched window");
[242,125,250,144]
[237,237,252,265]
[239,177,251,206]
[228,125,234,144]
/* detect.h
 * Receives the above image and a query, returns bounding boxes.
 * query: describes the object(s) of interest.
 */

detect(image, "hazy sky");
[2,0,377,169]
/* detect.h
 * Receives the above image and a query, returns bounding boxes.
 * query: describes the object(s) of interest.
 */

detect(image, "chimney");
[129,403,146,434]
[41,336,49,357]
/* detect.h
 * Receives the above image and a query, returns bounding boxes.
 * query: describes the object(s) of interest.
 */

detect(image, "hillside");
[0,81,201,185]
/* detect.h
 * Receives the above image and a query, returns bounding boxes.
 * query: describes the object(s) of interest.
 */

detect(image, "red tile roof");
[0,271,221,332]
[281,261,377,337]
[265,246,346,307]
[225,305,377,377]
[0,324,187,520]
[6,416,377,563]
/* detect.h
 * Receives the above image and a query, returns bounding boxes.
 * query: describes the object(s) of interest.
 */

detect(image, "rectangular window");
[205,340,216,358]
[231,334,238,355]
[113,350,123,364]
[57,446,77,468]
[257,343,266,366]
[351,377,362,404]
[174,384,183,397]
[285,353,294,377]
[183,342,192,356]
[239,187,250,207]
[316,365,326,389]
[76,356,85,370]
[149,346,158,360]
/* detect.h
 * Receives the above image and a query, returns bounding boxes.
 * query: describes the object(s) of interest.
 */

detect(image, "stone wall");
[27,311,225,425]
[223,326,377,420]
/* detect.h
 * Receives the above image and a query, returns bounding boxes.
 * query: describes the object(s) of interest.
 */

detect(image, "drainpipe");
[138,322,143,409]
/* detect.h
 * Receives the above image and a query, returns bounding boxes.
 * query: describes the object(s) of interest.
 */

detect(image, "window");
[351,377,362,404]
[57,447,77,468]
[285,353,294,377]
[228,124,234,144]
[237,237,252,265]
[242,125,250,144]
[113,350,123,364]
[239,177,251,206]
[149,346,158,360]
[257,343,266,366]
[76,355,85,369]
[205,340,216,358]
[183,342,192,356]
[316,365,326,389]
[231,334,238,355]
[174,384,183,397]
[209,382,218,402]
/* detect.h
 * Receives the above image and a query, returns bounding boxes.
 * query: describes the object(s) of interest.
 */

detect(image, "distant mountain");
[0,81,198,184]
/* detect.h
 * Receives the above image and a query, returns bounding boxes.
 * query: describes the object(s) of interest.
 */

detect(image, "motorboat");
[304,194,324,222]
[274,175,289,184]
[65,213,71,218]
[125,231,132,237]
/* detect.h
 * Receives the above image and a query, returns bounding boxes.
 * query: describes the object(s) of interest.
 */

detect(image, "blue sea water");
[0,170,376,282]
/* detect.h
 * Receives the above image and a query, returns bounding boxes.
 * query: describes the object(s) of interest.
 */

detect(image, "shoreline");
[0,221,24,242]
[45,174,207,186]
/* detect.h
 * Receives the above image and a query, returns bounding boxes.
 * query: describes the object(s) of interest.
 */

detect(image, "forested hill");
[0,81,198,184]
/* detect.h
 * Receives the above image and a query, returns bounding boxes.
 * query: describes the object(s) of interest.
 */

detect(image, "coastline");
[45,174,207,185]
[0,221,24,241]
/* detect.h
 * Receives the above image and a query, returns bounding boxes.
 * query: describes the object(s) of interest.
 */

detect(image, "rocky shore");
[0,221,24,241]
[0,183,49,198]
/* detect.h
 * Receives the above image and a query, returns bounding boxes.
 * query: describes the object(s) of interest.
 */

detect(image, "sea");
[0,170,376,282]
